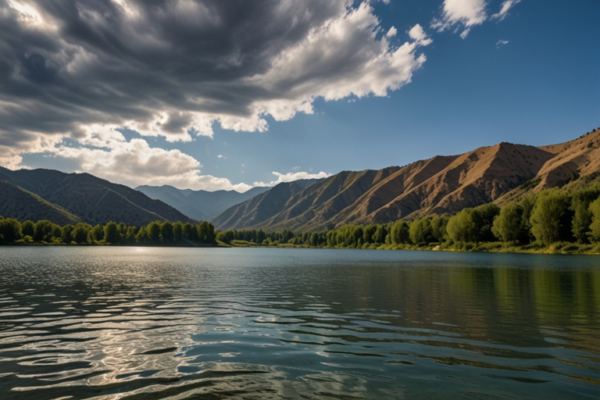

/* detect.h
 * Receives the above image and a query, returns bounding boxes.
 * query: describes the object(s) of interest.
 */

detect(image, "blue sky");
[2,0,599,191]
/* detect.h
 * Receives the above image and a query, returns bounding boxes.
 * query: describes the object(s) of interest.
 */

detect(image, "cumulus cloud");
[491,0,520,21]
[254,171,331,187]
[432,0,487,38]
[432,0,520,38]
[51,132,253,192]
[0,0,432,185]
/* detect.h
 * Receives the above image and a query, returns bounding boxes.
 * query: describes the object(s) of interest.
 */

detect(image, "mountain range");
[1,128,599,230]
[210,128,600,231]
[135,185,270,220]
[0,167,194,226]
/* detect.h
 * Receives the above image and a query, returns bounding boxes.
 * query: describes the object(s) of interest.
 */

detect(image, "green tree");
[492,202,525,243]
[90,224,105,242]
[431,216,449,242]
[447,209,477,243]
[161,221,174,244]
[104,222,121,244]
[588,198,600,242]
[471,203,501,242]
[72,223,90,244]
[33,220,53,242]
[362,225,377,244]
[530,190,572,245]
[409,218,433,245]
[61,224,75,244]
[173,222,183,243]
[147,222,161,244]
[390,221,410,245]
[0,218,22,243]
[21,220,35,237]
[373,225,387,244]
[571,190,600,243]
[135,226,148,244]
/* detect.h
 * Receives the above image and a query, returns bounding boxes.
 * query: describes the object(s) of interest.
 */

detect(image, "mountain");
[0,180,82,226]
[135,185,270,220]
[0,167,195,226]
[209,179,321,230]
[212,128,600,231]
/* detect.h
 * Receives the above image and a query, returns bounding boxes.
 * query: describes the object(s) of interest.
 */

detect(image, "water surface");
[0,247,599,399]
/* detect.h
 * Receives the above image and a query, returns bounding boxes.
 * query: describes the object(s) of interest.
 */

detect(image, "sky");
[1,0,599,192]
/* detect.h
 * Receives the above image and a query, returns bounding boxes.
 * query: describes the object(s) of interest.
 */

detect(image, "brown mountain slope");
[497,128,600,204]
[0,180,82,226]
[213,128,600,232]
[210,179,319,230]
[0,167,195,226]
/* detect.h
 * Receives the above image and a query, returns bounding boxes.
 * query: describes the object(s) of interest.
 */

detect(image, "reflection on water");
[0,247,599,399]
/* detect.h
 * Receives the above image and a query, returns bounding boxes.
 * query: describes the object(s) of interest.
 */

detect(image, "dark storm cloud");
[1,0,345,134]
[0,0,429,169]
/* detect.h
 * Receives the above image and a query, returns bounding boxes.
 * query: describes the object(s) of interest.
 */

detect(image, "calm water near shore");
[0,247,599,399]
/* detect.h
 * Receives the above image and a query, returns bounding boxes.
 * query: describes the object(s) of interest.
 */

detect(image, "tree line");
[0,219,216,246]
[216,188,600,251]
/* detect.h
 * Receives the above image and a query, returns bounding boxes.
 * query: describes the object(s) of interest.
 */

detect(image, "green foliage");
[447,209,477,243]
[61,224,74,244]
[530,190,572,245]
[589,198,600,242]
[0,218,22,243]
[431,216,449,242]
[570,190,600,243]
[104,222,121,244]
[72,223,90,244]
[21,220,35,237]
[409,218,433,245]
[492,202,525,243]
[390,221,410,245]
[161,221,174,244]
[0,216,216,247]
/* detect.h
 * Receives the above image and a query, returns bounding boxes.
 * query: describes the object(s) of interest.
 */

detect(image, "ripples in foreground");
[0,247,599,399]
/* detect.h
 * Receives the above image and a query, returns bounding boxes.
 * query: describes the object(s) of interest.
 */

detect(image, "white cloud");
[386,26,397,37]
[254,171,331,187]
[247,3,431,122]
[432,0,488,38]
[408,24,432,46]
[217,154,224,159]
[496,39,509,47]
[491,0,520,21]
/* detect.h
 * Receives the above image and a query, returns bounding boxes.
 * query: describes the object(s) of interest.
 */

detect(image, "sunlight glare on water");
[0,247,599,399]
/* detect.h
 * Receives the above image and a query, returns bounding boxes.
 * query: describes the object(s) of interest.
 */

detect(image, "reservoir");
[0,247,599,399]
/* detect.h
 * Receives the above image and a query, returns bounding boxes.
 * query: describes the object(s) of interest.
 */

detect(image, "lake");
[0,247,599,399]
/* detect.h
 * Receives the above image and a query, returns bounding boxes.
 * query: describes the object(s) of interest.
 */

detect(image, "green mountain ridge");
[0,167,195,226]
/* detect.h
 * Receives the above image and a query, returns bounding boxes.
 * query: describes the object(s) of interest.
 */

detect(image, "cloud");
[44,128,252,191]
[386,26,397,37]
[496,39,509,47]
[491,0,520,21]
[432,0,520,38]
[432,0,487,38]
[0,0,432,175]
[254,171,331,187]
[408,24,432,46]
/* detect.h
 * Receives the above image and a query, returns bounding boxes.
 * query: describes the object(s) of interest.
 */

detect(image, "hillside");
[210,179,320,230]
[136,185,270,220]
[0,180,82,226]
[212,128,600,231]
[0,167,195,226]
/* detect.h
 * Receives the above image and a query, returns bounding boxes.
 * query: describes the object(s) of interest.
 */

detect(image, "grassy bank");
[226,239,600,255]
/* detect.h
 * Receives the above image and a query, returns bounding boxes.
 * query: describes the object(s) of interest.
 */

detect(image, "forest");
[2,187,600,254]
[215,188,600,254]
[0,219,216,246]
